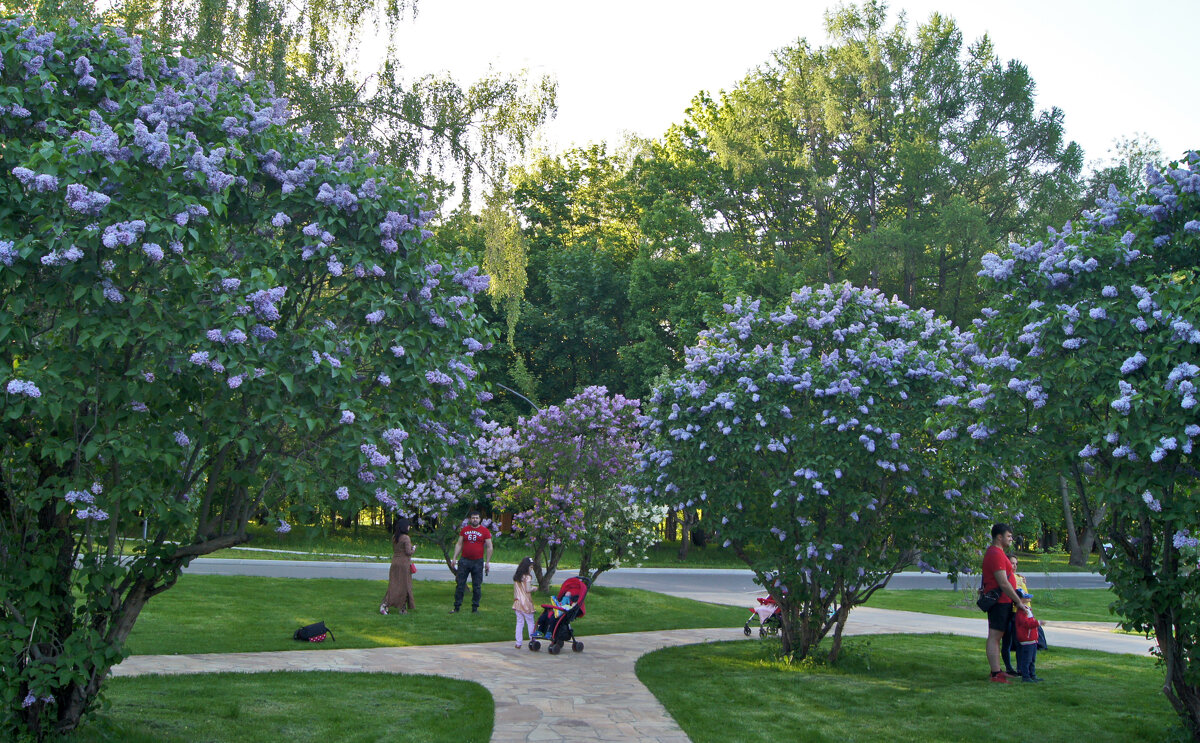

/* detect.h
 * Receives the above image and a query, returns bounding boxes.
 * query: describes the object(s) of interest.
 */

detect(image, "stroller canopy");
[556,576,589,617]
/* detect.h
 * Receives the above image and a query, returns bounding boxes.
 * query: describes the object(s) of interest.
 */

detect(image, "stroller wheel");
[743,625,752,637]
[759,627,767,638]
[529,640,541,651]
[548,641,563,655]
[571,641,583,652]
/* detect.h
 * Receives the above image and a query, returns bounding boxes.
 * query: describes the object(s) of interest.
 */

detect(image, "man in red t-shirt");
[450,510,493,613]
[981,523,1029,683]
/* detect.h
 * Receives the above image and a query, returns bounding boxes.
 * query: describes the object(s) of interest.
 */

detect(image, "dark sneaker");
[449,608,460,614]
[1021,677,1041,683]
[471,607,479,613]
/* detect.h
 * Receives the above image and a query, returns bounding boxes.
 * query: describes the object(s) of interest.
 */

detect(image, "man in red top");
[450,510,493,613]
[982,523,1029,682]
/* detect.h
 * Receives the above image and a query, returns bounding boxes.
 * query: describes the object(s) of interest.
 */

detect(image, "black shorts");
[987,602,1013,632]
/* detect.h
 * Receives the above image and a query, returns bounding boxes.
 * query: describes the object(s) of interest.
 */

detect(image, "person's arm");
[993,569,1028,613]
[483,537,493,575]
[451,535,463,567]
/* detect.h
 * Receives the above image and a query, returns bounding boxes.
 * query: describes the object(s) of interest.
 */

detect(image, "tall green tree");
[506,144,644,402]
[645,1,1083,325]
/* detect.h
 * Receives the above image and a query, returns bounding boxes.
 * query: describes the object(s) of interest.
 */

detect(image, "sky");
[365,0,1197,169]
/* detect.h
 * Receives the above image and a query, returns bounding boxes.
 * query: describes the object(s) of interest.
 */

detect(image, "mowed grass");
[863,588,1123,623]
[68,672,491,743]
[636,634,1183,743]
[124,574,749,655]
[205,524,1104,572]
[205,523,761,568]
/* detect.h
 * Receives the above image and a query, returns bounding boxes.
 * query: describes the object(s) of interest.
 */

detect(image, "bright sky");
[371,0,1197,169]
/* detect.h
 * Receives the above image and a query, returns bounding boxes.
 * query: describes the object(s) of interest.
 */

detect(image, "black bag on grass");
[294,621,335,643]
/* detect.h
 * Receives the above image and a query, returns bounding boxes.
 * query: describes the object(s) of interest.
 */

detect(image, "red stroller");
[529,576,589,655]
[743,595,781,638]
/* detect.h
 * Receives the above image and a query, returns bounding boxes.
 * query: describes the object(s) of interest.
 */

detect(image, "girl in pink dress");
[512,557,535,648]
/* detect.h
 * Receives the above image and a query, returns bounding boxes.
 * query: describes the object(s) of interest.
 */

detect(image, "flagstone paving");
[111,607,1149,742]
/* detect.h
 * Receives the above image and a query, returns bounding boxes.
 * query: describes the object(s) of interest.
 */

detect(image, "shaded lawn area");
[636,634,1183,743]
[68,672,491,743]
[124,574,748,655]
[205,524,1104,572]
[205,524,762,568]
[863,588,1122,623]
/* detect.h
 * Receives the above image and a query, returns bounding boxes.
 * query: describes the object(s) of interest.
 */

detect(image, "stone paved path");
[111,607,1149,742]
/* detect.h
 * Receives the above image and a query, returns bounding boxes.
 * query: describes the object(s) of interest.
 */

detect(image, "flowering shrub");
[0,17,491,738]
[969,155,1200,737]
[638,286,999,660]
[498,386,659,591]
[395,420,523,570]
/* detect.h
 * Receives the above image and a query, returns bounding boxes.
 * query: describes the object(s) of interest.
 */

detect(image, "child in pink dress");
[512,557,536,649]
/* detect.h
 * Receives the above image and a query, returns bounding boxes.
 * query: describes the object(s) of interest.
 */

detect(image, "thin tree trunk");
[1061,475,1086,566]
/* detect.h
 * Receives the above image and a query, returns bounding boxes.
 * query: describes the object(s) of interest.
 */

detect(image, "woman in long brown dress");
[381,516,415,615]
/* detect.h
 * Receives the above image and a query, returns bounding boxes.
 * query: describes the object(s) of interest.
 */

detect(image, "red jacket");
[1015,610,1040,644]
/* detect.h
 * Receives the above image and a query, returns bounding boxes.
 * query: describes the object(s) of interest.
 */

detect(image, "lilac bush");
[0,17,492,738]
[499,386,660,591]
[638,286,1004,660]
[968,155,1200,738]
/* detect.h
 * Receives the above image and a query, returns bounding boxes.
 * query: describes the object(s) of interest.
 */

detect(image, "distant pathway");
[112,608,1148,742]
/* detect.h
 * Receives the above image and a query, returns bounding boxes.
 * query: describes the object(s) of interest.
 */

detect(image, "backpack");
[293,621,335,643]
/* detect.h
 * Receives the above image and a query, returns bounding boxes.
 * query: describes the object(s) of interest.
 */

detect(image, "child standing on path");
[512,557,536,649]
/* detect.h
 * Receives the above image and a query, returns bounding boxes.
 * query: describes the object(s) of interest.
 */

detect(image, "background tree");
[0,17,490,737]
[641,1,1083,325]
[638,285,999,660]
[969,157,1200,738]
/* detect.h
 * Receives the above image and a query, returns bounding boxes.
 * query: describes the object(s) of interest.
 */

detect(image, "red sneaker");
[989,674,1010,684]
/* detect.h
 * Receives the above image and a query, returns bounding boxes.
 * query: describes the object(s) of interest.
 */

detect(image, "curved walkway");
[111,608,1150,742]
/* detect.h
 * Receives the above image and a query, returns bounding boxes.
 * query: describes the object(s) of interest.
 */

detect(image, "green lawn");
[863,588,1122,623]
[204,523,759,568]
[124,574,749,655]
[68,672,491,743]
[206,526,1105,574]
[636,634,1184,743]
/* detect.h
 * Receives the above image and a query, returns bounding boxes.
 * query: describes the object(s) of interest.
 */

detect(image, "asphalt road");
[185,557,1108,607]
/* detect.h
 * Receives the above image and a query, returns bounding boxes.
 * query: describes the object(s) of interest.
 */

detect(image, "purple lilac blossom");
[6,380,42,397]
